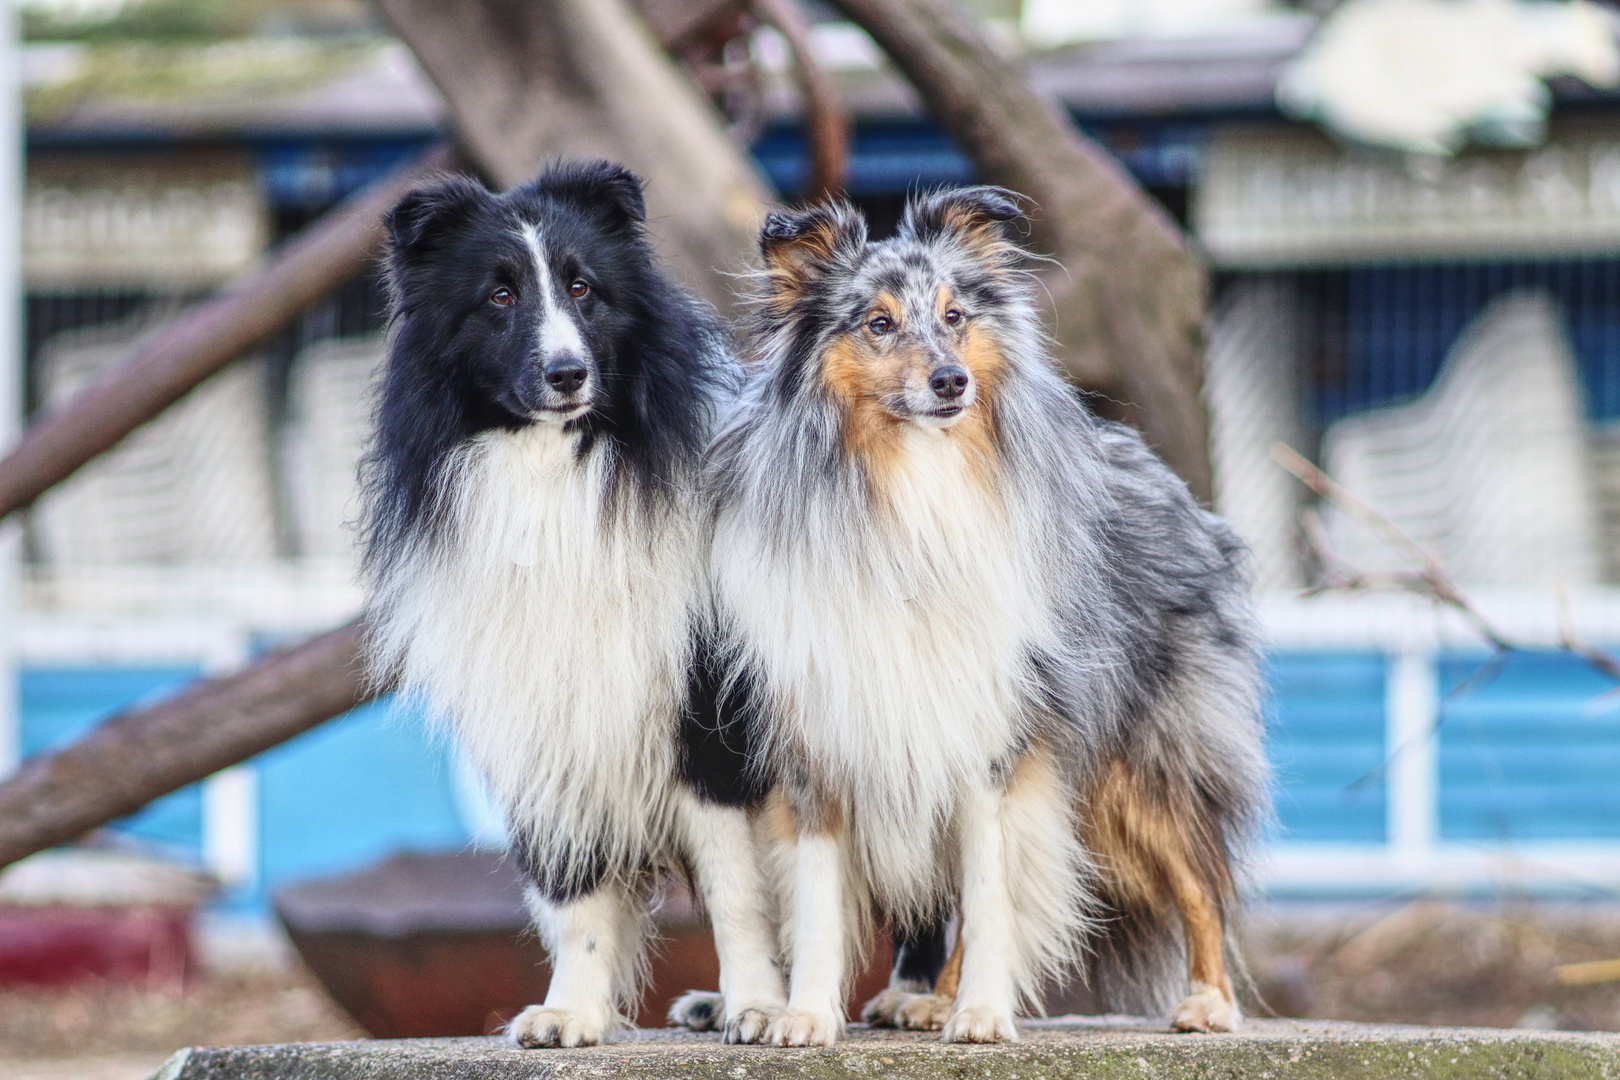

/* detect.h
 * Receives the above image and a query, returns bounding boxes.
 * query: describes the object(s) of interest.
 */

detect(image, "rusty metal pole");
[0,142,455,521]
[752,0,849,203]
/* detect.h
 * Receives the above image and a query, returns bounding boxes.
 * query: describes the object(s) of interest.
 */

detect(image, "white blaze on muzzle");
[520,223,589,363]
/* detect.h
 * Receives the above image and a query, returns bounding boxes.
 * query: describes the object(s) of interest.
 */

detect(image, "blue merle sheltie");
[361,160,786,1047]
[703,188,1270,1045]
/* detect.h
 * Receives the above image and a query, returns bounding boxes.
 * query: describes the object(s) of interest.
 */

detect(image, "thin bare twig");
[1273,443,1515,652]
[1271,441,1620,788]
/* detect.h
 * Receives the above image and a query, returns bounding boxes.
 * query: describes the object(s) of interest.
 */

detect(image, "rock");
[147,1015,1620,1079]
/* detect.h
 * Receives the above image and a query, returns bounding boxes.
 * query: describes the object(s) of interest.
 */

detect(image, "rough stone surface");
[146,1016,1620,1079]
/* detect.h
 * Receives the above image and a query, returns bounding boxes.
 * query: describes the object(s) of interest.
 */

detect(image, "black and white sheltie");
[361,161,785,1047]
[704,188,1270,1045]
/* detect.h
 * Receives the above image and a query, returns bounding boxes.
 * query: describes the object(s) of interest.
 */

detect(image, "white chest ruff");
[371,425,701,869]
[719,429,1044,906]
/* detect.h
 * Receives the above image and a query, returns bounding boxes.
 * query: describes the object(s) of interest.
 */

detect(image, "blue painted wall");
[1264,652,1387,844]
[1440,651,1620,842]
[20,670,467,915]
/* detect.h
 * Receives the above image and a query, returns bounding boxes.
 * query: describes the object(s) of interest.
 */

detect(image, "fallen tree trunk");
[377,0,773,315]
[0,144,455,521]
[830,0,1213,501]
[0,621,374,871]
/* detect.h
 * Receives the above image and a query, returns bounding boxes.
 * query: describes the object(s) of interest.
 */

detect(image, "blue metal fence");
[1305,260,1620,425]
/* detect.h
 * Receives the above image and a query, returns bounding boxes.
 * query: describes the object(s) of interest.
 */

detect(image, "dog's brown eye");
[491,287,515,307]
[569,279,590,299]
[944,308,963,325]
[868,316,893,335]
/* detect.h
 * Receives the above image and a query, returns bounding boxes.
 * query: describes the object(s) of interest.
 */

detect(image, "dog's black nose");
[930,365,970,400]
[544,359,588,395]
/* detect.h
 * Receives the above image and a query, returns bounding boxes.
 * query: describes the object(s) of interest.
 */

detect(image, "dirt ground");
[6,901,1620,1078]
[0,965,361,1078]
[1242,901,1620,1030]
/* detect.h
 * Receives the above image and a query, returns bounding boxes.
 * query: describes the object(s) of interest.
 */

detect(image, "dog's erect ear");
[759,202,867,301]
[898,186,1024,253]
[542,159,647,229]
[386,175,487,253]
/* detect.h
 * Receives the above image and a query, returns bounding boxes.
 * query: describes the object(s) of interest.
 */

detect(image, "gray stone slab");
[146,1016,1620,1079]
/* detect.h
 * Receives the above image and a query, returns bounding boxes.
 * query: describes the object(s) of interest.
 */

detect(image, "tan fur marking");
[951,322,1004,486]
[1163,848,1230,993]
[819,294,915,482]
[1004,739,1061,805]
[1080,759,1236,1000]
[761,787,798,850]
[934,921,964,998]
[822,333,904,479]
[768,781,845,839]
[761,219,846,302]
[941,205,1018,264]
[819,293,1004,492]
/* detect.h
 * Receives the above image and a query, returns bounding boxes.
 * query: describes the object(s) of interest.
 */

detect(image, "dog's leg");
[943,782,1018,1043]
[508,883,643,1048]
[861,914,950,1029]
[1163,853,1240,1033]
[674,794,787,1043]
[764,827,846,1046]
[1084,759,1241,1032]
[894,921,962,1031]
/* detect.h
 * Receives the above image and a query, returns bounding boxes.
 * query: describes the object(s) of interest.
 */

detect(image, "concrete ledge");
[147,1016,1620,1079]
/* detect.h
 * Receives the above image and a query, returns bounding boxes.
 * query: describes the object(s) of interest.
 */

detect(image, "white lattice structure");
[31,309,279,568]
[1321,291,1602,587]
[1206,277,1307,590]
[281,333,383,568]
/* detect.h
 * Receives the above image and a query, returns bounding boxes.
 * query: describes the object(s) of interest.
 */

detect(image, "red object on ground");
[0,904,193,986]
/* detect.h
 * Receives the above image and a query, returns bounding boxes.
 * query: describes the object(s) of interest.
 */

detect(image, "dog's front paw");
[896,992,953,1031]
[942,1003,1016,1043]
[506,1005,610,1048]
[1169,981,1241,1033]
[859,986,912,1027]
[766,1007,842,1046]
[667,990,724,1032]
[724,1004,779,1044]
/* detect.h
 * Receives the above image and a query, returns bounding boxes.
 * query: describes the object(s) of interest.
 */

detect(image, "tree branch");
[0,621,377,871]
[376,0,773,315]
[0,144,454,521]
[1273,441,1620,678]
[752,0,849,202]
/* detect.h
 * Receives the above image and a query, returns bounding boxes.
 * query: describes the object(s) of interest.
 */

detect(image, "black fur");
[890,916,950,989]
[679,631,773,808]
[511,825,614,905]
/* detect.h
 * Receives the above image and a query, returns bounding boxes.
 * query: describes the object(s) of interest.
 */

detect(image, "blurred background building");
[13,0,1620,965]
